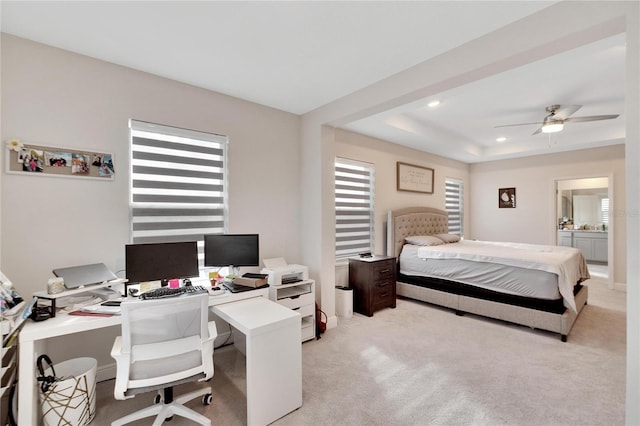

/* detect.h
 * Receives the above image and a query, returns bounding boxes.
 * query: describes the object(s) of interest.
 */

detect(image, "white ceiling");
[0,1,625,163]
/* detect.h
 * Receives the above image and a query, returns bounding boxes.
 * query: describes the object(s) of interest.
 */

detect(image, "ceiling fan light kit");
[541,122,564,133]
[494,104,619,136]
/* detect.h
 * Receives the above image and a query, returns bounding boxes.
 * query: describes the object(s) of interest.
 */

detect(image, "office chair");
[110,293,217,426]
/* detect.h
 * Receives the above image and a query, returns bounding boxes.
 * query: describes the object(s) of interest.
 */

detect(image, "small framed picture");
[499,187,516,208]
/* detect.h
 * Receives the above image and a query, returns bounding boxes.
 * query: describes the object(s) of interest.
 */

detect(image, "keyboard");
[139,285,208,300]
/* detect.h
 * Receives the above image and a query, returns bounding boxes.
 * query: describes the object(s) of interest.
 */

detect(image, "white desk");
[18,288,302,425]
[212,297,302,425]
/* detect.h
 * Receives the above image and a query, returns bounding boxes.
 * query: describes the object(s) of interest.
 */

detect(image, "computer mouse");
[209,286,224,295]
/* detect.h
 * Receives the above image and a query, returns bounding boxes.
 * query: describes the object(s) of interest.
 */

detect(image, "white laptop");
[53,263,118,289]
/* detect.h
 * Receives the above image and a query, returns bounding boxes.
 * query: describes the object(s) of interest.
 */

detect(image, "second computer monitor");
[204,234,259,275]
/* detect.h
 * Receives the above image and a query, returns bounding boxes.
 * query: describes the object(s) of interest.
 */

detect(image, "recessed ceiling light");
[496,137,507,142]
[427,100,440,108]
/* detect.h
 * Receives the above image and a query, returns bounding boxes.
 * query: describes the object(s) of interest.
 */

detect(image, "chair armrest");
[111,336,135,400]
[110,335,123,358]
[208,321,218,340]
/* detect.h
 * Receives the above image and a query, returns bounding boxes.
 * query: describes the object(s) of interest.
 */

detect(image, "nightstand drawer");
[373,263,394,279]
[374,281,393,296]
[374,278,393,288]
[373,296,394,312]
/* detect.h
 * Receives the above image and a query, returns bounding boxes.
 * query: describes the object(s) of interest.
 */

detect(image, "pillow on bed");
[404,235,444,246]
[433,233,461,243]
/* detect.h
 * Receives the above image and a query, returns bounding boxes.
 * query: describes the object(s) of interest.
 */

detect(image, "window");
[445,179,463,236]
[129,120,228,266]
[335,158,375,260]
[601,198,609,225]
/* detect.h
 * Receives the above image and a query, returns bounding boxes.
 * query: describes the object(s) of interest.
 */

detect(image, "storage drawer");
[1,363,16,388]
[290,303,314,318]
[374,278,393,289]
[373,289,395,308]
[1,345,16,368]
[373,262,394,279]
[301,317,315,341]
[374,286,394,302]
[277,292,313,310]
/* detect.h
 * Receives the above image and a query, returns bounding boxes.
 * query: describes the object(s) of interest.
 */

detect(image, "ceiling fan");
[495,104,619,135]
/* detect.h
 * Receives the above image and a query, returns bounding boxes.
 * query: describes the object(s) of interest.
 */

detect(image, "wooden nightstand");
[348,255,397,317]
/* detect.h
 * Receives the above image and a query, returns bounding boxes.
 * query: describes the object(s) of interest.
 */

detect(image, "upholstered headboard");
[387,207,449,259]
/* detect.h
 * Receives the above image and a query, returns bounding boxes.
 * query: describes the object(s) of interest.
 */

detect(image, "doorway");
[555,176,612,287]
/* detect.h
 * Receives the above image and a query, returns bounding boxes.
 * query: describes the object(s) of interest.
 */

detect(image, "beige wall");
[335,128,470,255]
[470,145,626,285]
[1,34,301,365]
[333,128,470,287]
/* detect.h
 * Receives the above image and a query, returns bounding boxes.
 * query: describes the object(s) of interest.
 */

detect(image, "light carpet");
[95,277,625,425]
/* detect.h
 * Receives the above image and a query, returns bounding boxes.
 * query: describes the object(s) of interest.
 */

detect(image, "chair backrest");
[116,292,214,394]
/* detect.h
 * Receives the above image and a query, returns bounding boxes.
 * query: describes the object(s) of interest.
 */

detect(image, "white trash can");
[39,356,97,426]
[335,286,353,319]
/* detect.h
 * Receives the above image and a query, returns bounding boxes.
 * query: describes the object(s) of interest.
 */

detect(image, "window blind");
[129,120,228,261]
[445,179,463,236]
[335,158,375,260]
[601,198,609,225]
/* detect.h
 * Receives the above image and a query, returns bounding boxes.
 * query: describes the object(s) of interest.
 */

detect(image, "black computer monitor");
[204,234,259,275]
[125,241,199,284]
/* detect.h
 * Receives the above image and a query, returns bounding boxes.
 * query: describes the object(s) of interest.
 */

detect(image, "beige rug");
[95,277,625,425]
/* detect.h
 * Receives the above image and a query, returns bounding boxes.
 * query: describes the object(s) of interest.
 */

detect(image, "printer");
[261,258,309,286]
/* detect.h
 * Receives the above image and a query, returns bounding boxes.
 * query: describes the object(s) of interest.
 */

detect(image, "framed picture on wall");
[499,187,516,208]
[6,140,114,180]
[397,162,434,194]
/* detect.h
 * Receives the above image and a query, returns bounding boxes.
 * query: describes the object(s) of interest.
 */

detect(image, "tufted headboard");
[387,207,449,259]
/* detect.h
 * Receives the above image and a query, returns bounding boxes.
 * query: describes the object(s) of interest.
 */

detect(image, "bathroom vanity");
[558,230,608,263]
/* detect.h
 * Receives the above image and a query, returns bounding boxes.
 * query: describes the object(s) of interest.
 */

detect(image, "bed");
[387,207,589,341]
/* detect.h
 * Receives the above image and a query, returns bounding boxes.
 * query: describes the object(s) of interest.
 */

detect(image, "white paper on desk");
[80,303,121,315]
[263,257,288,269]
[57,295,101,309]
[89,287,121,300]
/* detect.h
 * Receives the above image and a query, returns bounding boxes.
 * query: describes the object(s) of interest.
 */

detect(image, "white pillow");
[404,235,444,246]
[433,233,461,243]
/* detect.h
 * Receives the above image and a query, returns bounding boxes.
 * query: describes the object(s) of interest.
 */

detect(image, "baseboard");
[97,363,116,382]
[614,281,627,292]
[327,314,338,329]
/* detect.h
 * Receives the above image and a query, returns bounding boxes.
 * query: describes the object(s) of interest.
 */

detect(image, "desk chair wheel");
[203,393,213,405]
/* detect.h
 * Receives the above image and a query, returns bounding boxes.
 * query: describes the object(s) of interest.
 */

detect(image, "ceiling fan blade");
[564,114,619,123]
[552,104,582,119]
[494,121,543,128]
[532,127,543,135]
